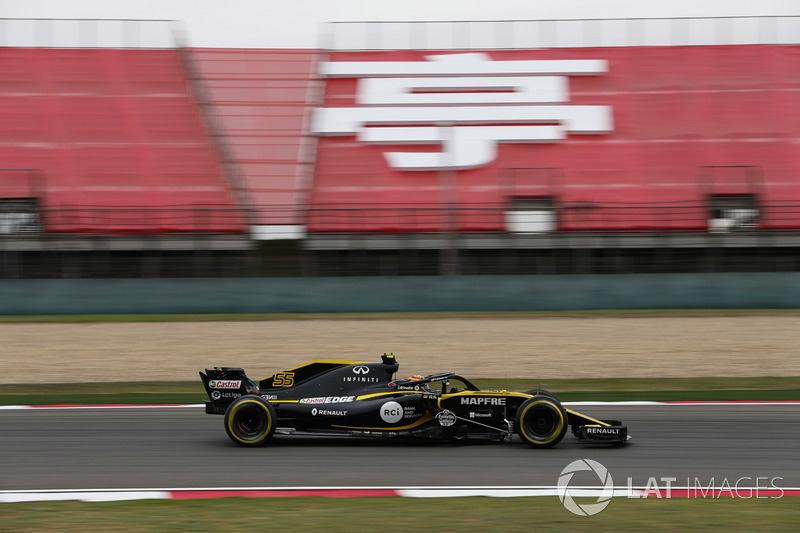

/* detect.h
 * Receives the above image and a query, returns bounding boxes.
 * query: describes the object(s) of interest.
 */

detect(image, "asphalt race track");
[2,405,798,491]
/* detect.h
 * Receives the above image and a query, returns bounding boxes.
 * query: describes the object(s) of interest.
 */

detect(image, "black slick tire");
[515,395,568,448]
[223,395,276,447]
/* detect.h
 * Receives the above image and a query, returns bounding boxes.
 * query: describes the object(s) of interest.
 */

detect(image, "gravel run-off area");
[2,315,799,384]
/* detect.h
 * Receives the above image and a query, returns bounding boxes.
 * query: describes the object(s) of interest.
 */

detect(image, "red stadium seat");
[0,47,243,233]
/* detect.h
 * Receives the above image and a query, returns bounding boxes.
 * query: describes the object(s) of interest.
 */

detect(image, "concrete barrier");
[1,273,799,314]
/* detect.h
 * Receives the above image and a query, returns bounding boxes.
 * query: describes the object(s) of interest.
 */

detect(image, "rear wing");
[199,367,258,415]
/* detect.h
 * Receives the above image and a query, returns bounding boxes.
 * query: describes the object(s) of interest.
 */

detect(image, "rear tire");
[515,396,568,448]
[224,395,276,447]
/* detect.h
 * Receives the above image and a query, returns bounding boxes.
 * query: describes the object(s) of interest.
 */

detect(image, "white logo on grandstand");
[313,53,612,171]
[209,380,241,389]
[557,459,614,516]
[353,366,370,374]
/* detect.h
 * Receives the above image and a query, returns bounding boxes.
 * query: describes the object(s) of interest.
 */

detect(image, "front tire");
[515,396,568,448]
[224,395,276,447]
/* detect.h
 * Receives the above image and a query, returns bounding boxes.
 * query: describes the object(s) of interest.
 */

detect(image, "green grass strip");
[1,497,798,533]
[0,393,203,406]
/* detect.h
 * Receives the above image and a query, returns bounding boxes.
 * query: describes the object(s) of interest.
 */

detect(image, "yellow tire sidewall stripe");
[227,399,273,444]
[519,399,565,445]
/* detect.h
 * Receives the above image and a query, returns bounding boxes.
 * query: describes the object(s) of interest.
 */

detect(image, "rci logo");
[557,459,614,516]
[380,401,403,423]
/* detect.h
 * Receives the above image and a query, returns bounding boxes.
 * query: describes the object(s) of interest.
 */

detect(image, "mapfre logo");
[313,53,612,171]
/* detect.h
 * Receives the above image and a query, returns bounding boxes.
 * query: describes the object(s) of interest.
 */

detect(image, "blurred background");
[3,6,800,520]
[1,3,800,304]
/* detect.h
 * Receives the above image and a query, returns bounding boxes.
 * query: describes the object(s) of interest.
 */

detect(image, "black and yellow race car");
[200,353,629,448]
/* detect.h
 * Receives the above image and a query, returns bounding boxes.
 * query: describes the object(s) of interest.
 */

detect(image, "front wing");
[567,409,629,444]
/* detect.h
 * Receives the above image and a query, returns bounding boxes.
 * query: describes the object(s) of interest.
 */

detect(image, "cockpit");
[390,372,481,395]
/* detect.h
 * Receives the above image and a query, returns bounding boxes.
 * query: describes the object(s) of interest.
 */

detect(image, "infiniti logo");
[353,366,370,375]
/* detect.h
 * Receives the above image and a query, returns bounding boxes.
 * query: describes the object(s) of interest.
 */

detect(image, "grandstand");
[2,16,800,277]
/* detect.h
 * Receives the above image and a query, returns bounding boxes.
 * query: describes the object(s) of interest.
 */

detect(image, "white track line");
[2,486,799,503]
[0,491,171,503]
[0,404,204,410]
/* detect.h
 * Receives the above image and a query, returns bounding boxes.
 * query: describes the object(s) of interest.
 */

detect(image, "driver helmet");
[407,375,430,392]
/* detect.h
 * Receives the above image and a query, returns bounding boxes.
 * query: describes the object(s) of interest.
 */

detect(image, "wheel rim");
[236,406,265,435]
[519,400,565,445]
[524,405,558,438]
[230,403,270,442]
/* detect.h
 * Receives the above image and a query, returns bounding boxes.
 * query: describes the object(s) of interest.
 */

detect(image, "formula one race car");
[200,354,629,448]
